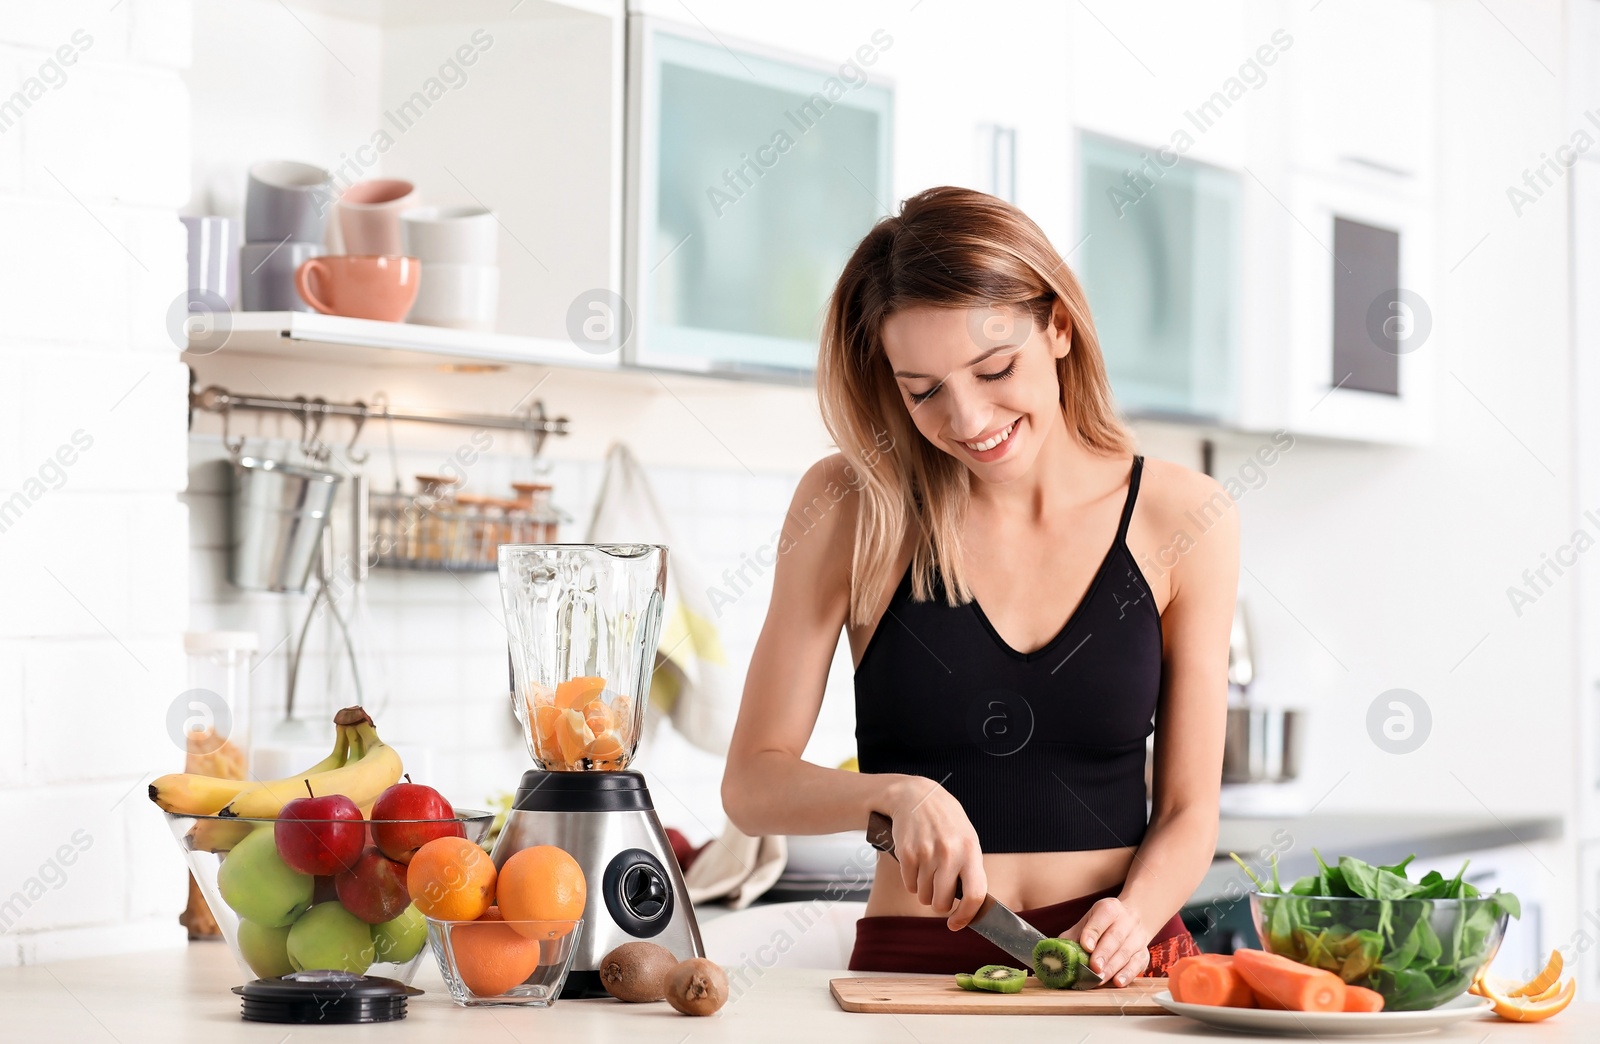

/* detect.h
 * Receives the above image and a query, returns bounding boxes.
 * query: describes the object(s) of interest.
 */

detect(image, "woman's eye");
[978,360,1018,382]
[908,383,941,404]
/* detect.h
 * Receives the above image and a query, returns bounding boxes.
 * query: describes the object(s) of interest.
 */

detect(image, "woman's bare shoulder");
[1131,455,1240,593]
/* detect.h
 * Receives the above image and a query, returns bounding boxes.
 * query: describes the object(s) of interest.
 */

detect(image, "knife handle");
[867,811,969,901]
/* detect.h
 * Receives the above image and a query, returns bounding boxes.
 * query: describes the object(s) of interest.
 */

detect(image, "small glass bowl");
[425,917,583,1007]
[164,809,494,984]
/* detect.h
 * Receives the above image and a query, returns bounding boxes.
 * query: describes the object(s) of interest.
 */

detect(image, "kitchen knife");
[865,811,1105,989]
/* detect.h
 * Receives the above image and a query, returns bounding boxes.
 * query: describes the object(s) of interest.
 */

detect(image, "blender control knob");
[602,849,676,937]
[623,864,667,919]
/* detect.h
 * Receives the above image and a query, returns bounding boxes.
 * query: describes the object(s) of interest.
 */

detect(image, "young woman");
[721,187,1237,984]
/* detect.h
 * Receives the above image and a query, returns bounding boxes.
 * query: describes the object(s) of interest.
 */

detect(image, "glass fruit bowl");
[166,809,493,984]
[425,916,583,1006]
[1250,893,1509,1011]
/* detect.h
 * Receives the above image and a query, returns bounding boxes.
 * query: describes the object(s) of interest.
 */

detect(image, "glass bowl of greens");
[1241,852,1519,1012]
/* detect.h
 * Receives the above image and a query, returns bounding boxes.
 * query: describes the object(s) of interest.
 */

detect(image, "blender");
[492,543,704,997]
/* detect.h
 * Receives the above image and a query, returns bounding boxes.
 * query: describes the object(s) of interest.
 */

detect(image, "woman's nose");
[941,380,992,441]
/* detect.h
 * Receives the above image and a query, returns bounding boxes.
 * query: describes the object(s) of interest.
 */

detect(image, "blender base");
[490,770,705,995]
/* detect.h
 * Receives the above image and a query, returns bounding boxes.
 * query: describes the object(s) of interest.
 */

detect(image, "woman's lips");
[958,418,1020,462]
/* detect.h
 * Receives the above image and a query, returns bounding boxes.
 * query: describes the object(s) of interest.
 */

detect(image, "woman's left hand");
[1063,897,1150,987]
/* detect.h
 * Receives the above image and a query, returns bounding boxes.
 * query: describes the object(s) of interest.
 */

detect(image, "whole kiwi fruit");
[665,957,729,1016]
[599,941,678,1002]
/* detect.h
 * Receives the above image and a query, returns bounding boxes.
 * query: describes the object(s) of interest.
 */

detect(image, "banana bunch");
[150,707,403,818]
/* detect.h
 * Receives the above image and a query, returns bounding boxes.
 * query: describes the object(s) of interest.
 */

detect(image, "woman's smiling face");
[880,300,1072,483]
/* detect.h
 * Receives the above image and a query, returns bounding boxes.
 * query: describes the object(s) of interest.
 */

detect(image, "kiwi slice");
[969,965,1027,994]
[954,972,976,990]
[1032,937,1082,989]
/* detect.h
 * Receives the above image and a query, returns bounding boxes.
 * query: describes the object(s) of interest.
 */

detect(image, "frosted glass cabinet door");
[628,21,894,374]
[1077,133,1240,421]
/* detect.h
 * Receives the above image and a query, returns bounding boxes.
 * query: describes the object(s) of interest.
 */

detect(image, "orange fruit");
[583,699,617,735]
[554,709,592,764]
[407,837,496,921]
[1512,950,1564,997]
[497,845,586,939]
[1481,976,1575,1022]
[447,907,542,998]
[555,676,606,709]
[587,730,624,760]
[532,704,563,754]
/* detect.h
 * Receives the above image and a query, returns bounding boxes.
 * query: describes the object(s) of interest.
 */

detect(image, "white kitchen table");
[2,944,1590,1042]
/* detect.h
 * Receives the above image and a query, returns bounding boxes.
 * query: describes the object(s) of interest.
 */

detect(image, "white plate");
[1154,991,1492,1037]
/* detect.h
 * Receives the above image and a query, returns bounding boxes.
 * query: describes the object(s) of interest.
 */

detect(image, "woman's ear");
[1047,297,1073,360]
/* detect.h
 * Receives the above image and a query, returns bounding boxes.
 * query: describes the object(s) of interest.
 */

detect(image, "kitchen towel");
[584,442,738,755]
[683,821,787,910]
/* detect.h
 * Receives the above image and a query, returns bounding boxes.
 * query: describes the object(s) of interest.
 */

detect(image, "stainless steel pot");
[1222,706,1302,784]
[229,456,342,592]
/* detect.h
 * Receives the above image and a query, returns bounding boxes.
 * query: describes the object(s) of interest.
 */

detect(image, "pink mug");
[294,255,421,322]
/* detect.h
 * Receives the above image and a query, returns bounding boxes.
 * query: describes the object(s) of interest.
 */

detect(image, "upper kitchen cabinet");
[1077,132,1241,422]
[1280,0,1436,185]
[623,16,893,375]
[186,0,625,364]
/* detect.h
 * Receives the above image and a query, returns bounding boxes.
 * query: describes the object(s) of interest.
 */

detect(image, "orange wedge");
[554,708,593,763]
[533,704,563,754]
[1511,950,1564,998]
[1482,977,1575,1022]
[555,676,606,709]
[526,682,556,708]
[587,729,624,760]
[583,700,617,736]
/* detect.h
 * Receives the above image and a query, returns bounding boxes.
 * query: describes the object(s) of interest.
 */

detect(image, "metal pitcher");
[229,456,342,592]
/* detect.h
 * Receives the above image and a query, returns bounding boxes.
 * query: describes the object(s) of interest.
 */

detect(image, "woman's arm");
[1072,467,1239,985]
[721,455,990,929]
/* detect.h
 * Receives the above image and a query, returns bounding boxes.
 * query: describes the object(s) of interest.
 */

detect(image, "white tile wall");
[0,0,193,966]
[185,434,862,847]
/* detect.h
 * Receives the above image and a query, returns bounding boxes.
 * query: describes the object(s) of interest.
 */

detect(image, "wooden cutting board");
[829,975,1173,1015]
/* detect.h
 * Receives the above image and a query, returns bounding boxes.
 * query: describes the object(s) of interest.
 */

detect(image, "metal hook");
[344,401,370,465]
[221,406,246,459]
[300,398,329,463]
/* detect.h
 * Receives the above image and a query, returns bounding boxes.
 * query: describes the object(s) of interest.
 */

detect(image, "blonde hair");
[816,186,1135,627]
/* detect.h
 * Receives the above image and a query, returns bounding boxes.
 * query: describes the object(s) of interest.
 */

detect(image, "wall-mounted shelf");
[195,311,620,374]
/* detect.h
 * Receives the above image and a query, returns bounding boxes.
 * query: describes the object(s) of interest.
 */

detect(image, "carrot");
[1171,954,1228,1005]
[1342,985,1385,1012]
[1231,949,1346,1012]
[1182,958,1257,1008]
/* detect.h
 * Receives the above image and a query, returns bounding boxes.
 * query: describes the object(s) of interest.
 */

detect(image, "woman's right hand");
[882,776,988,932]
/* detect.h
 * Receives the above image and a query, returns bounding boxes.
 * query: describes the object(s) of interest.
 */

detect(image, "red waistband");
[846,883,1197,975]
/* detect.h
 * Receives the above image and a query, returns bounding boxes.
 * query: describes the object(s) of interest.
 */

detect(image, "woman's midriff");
[862,846,1138,916]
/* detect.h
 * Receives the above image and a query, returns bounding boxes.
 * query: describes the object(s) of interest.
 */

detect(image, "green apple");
[371,904,427,965]
[236,919,296,978]
[287,903,375,974]
[217,827,314,927]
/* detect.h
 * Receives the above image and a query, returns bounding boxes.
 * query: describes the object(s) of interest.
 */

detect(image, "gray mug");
[245,160,333,244]
[181,215,240,309]
[241,241,325,312]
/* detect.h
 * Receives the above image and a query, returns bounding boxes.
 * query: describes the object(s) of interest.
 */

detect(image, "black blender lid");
[514,769,654,812]
[232,971,423,1024]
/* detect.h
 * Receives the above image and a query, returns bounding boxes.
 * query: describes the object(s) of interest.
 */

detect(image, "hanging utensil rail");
[190,383,570,457]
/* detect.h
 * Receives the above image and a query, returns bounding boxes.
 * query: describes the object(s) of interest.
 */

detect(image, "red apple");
[335,847,411,925]
[370,779,463,864]
[274,792,364,876]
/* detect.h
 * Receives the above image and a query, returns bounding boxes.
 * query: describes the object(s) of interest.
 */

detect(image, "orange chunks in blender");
[554,676,606,709]
[583,700,617,736]
[586,730,624,760]
[553,709,593,763]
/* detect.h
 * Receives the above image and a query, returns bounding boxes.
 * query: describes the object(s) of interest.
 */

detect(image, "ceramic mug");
[336,179,418,256]
[245,160,333,244]
[407,263,499,331]
[182,216,240,309]
[241,241,325,312]
[400,205,498,265]
[294,255,421,322]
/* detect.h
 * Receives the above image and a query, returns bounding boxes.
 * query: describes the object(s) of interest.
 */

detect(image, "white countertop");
[3,944,1591,1042]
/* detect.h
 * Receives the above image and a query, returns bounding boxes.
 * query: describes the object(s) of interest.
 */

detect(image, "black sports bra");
[853,455,1161,853]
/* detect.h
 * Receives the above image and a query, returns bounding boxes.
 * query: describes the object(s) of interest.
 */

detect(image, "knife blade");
[865,811,1105,989]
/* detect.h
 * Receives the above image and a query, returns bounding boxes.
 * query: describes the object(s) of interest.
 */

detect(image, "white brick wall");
[0,0,192,966]
[185,433,858,848]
